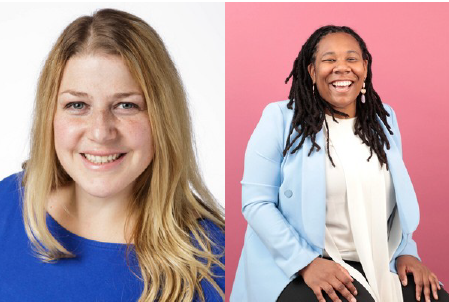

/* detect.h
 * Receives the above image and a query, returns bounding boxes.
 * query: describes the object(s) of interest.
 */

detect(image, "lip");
[329,79,355,84]
[81,151,127,156]
[80,152,127,171]
[329,83,352,93]
[329,80,355,93]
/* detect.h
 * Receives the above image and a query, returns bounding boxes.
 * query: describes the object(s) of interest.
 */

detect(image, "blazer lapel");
[297,115,419,250]
[301,128,326,248]
[378,117,419,234]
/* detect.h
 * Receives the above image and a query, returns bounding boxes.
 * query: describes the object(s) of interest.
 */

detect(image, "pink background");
[226,3,449,301]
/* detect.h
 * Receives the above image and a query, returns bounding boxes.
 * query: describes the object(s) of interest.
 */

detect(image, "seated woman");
[231,25,447,302]
[0,8,224,302]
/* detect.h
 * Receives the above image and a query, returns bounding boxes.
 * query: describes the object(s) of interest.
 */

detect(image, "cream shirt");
[322,114,402,302]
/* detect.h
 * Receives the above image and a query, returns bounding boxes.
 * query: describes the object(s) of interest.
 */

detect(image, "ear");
[308,63,316,84]
[363,60,368,79]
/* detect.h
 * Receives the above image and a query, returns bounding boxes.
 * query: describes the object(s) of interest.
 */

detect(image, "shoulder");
[381,103,400,130]
[0,172,25,243]
[0,171,23,191]
[247,100,293,158]
[259,100,293,126]
[195,218,225,299]
[197,218,224,254]
[382,103,398,121]
[0,171,24,204]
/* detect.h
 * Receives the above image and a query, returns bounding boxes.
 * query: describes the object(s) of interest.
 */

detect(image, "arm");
[386,105,441,300]
[241,103,320,279]
[385,104,420,260]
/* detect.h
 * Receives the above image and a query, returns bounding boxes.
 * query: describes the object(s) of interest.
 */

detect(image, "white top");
[323,114,403,302]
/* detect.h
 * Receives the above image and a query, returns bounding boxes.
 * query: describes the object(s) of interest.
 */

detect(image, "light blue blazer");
[231,100,420,302]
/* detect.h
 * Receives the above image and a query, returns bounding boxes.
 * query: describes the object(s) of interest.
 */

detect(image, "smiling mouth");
[330,80,353,92]
[81,153,126,164]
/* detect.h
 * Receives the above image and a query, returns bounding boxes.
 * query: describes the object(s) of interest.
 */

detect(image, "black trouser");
[277,259,449,302]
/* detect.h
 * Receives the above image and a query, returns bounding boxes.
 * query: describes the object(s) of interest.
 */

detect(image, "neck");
[48,182,136,243]
[325,107,356,119]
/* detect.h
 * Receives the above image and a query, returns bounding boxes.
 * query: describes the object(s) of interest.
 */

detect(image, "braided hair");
[284,25,393,169]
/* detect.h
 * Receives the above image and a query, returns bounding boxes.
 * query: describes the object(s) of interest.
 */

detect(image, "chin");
[327,98,357,110]
[85,186,127,199]
[76,176,133,199]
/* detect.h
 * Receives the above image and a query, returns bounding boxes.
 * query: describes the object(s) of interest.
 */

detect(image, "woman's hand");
[397,255,441,302]
[299,257,358,302]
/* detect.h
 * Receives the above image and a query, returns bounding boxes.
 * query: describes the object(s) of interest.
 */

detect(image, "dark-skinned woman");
[231,25,448,302]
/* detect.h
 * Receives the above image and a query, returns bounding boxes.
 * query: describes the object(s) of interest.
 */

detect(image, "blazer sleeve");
[385,104,420,261]
[241,103,320,279]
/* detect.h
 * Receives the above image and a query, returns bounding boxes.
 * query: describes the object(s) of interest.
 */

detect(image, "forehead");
[316,32,362,55]
[58,54,142,93]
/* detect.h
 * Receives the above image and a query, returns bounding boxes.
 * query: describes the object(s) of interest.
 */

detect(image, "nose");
[88,109,118,143]
[333,60,351,74]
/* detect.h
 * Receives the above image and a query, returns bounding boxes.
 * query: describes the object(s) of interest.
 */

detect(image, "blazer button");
[284,190,293,198]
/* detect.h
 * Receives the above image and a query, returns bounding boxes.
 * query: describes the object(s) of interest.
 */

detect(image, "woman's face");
[54,54,153,199]
[308,32,367,117]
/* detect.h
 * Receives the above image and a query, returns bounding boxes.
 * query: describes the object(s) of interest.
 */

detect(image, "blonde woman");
[0,8,224,302]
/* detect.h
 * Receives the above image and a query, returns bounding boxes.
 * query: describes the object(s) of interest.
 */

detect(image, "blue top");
[0,172,224,301]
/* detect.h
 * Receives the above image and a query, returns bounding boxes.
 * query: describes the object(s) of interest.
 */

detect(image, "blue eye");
[65,102,86,110]
[117,102,139,110]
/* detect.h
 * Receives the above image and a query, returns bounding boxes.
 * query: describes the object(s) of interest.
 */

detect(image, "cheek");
[353,66,366,85]
[350,61,367,79]
[53,115,83,154]
[315,68,332,93]
[123,119,153,155]
[355,65,366,77]
[315,67,331,84]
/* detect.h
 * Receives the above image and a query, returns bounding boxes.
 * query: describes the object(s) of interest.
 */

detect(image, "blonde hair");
[22,8,224,302]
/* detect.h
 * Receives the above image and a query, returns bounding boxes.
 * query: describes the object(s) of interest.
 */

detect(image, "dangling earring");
[312,84,315,94]
[360,82,366,103]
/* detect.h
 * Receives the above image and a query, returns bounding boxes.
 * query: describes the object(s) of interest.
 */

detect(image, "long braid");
[284,25,393,169]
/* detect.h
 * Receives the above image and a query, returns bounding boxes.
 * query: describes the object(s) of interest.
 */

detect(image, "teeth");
[332,81,352,87]
[83,153,122,164]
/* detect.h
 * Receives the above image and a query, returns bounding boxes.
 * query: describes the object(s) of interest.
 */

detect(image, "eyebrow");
[321,50,360,57]
[59,90,143,99]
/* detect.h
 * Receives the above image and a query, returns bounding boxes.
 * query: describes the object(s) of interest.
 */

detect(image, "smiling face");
[308,32,368,117]
[54,54,153,199]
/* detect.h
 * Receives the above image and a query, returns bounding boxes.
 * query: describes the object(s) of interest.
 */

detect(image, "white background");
[0,3,225,207]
